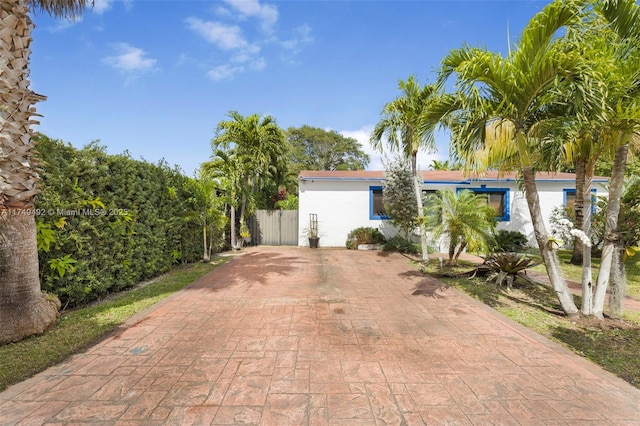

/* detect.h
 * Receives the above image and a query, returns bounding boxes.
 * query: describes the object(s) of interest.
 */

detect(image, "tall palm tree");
[425,189,497,265]
[211,112,287,246]
[546,17,636,316]
[437,0,592,316]
[590,0,640,319]
[371,76,441,262]
[0,0,92,343]
[201,150,249,250]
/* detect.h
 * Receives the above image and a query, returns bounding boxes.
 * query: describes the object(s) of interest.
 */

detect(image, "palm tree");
[428,159,462,171]
[201,150,248,250]
[425,189,497,265]
[545,17,637,316]
[590,0,640,319]
[437,0,591,316]
[371,76,441,263]
[210,112,287,246]
[0,0,92,343]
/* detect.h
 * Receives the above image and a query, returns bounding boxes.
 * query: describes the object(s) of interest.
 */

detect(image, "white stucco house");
[298,170,608,248]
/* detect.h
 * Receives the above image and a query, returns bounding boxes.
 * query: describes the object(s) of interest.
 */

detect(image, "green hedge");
[34,135,204,307]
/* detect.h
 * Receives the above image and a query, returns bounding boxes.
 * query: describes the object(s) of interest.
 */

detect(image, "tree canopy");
[286,125,369,173]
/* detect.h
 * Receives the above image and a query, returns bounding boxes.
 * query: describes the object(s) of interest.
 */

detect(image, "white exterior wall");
[298,178,401,247]
[298,177,608,248]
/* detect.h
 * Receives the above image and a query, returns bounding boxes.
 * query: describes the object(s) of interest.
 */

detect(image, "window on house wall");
[461,187,510,221]
[370,186,388,219]
[422,189,441,224]
[564,188,597,213]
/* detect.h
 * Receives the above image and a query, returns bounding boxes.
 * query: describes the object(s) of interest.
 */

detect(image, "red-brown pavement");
[1,246,639,425]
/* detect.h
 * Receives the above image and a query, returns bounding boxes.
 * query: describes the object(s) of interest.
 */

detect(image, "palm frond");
[26,0,92,18]
[597,0,640,40]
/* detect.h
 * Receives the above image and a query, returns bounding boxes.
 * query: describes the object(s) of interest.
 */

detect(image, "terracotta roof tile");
[298,170,608,182]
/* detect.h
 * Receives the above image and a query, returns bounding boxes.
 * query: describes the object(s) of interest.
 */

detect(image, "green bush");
[491,230,529,253]
[483,252,541,290]
[345,227,386,249]
[34,135,209,307]
[382,235,420,255]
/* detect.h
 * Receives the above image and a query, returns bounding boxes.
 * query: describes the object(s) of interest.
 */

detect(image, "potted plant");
[308,213,319,248]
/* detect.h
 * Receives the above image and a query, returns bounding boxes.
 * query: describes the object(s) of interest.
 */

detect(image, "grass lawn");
[422,258,640,388]
[0,258,228,393]
[528,250,640,299]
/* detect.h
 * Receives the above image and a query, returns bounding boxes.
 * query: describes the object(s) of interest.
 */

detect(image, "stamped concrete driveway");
[1,246,640,425]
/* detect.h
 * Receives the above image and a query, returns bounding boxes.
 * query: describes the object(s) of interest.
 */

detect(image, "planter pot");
[309,237,320,249]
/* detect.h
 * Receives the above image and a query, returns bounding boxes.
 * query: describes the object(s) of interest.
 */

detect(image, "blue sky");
[30,0,549,176]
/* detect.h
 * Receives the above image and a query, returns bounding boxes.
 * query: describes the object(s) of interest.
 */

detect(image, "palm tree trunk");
[571,159,586,265]
[593,143,629,319]
[202,222,209,262]
[581,170,593,315]
[413,174,429,262]
[0,1,61,343]
[522,167,579,317]
[454,241,467,264]
[0,212,60,343]
[608,238,626,318]
[410,153,429,263]
[230,204,237,250]
[447,237,456,264]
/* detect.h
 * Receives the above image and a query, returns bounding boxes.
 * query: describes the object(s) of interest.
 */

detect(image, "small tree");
[425,189,497,265]
[383,156,418,238]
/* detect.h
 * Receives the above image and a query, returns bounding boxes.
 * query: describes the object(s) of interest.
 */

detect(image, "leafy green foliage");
[205,112,289,247]
[35,222,56,253]
[48,255,77,278]
[274,193,299,210]
[425,189,497,264]
[34,135,209,307]
[590,176,640,254]
[491,230,529,253]
[382,156,418,236]
[286,125,369,174]
[382,235,420,255]
[482,253,540,290]
[345,227,386,250]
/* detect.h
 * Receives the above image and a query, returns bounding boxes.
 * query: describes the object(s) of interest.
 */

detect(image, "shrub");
[482,252,540,290]
[346,227,386,249]
[382,235,420,255]
[491,230,529,253]
[382,156,418,236]
[34,135,207,307]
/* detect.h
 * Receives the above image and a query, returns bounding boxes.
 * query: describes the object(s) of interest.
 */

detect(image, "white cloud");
[208,64,243,81]
[47,16,83,33]
[223,0,278,31]
[103,43,157,73]
[187,1,310,81]
[280,24,313,56]
[187,17,265,81]
[249,57,266,71]
[186,18,251,51]
[339,125,447,171]
[92,0,113,14]
[214,6,233,18]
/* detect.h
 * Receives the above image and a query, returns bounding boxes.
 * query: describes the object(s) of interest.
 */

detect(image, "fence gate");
[249,210,298,246]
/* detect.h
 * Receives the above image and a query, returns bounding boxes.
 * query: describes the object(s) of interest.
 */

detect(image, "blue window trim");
[457,187,510,221]
[564,188,597,213]
[369,186,389,220]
